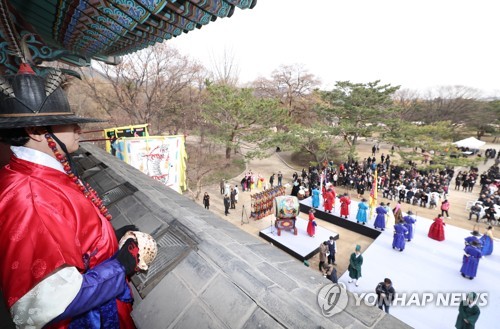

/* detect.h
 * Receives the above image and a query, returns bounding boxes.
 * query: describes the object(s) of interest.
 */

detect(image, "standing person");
[479,226,494,256]
[277,171,283,186]
[384,202,395,228]
[340,193,351,219]
[319,241,328,272]
[312,185,321,208]
[372,144,376,156]
[460,241,482,280]
[269,173,275,188]
[241,176,247,192]
[203,192,210,209]
[348,245,363,286]
[376,278,396,314]
[374,202,388,231]
[356,198,369,225]
[392,220,408,252]
[455,292,481,329]
[403,210,417,242]
[393,201,403,223]
[234,185,239,205]
[307,209,317,237]
[223,194,231,216]
[323,187,334,214]
[327,236,337,265]
[291,179,301,197]
[441,199,451,218]
[428,214,446,241]
[0,64,140,327]
[257,173,263,190]
[220,178,225,194]
[230,187,236,209]
[246,174,252,192]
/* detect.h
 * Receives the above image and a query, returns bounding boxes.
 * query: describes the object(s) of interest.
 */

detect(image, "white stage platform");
[299,195,498,328]
[259,217,339,261]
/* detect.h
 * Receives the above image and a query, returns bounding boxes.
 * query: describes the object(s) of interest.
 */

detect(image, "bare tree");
[208,47,240,86]
[419,86,481,123]
[81,43,204,135]
[185,139,228,200]
[393,88,422,121]
[251,64,320,122]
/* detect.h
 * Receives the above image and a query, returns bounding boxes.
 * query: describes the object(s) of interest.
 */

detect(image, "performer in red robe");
[340,193,351,219]
[323,188,334,213]
[0,64,140,328]
[307,209,317,237]
[428,214,446,241]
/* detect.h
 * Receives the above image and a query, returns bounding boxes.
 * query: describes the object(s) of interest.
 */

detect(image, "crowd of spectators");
[289,154,456,210]
[470,164,500,224]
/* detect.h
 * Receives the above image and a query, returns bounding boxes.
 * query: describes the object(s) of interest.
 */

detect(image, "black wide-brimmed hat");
[0,64,104,129]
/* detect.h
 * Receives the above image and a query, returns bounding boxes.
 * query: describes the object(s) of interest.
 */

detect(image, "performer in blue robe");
[403,210,417,241]
[479,226,494,256]
[460,241,482,280]
[392,221,408,251]
[356,198,368,225]
[374,203,387,231]
[465,229,482,249]
[312,186,321,208]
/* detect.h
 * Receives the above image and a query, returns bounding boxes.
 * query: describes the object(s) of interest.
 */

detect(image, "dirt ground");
[195,138,499,277]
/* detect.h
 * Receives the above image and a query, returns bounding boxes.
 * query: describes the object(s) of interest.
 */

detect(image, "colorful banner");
[113,136,187,193]
[104,124,149,154]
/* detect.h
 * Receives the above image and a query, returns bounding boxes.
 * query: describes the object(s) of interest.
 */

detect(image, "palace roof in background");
[0,0,257,74]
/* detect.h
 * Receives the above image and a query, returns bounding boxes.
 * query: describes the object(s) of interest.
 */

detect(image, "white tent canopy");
[452,137,486,149]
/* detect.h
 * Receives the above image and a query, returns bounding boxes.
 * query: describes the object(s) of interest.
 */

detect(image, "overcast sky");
[169,0,500,96]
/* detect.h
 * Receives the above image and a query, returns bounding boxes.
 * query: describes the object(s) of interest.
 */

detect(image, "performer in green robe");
[455,292,480,329]
[348,245,363,286]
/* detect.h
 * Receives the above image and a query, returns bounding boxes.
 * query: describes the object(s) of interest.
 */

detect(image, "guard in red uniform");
[0,64,140,328]
[340,193,351,219]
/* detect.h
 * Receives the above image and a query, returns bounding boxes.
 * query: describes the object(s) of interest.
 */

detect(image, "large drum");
[275,196,300,219]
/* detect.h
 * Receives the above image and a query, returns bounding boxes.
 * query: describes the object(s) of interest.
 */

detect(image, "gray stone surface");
[344,291,384,327]
[174,252,217,292]
[221,226,263,245]
[132,273,193,329]
[373,313,414,329]
[256,262,299,291]
[228,242,265,266]
[277,259,327,290]
[257,286,343,329]
[241,308,286,329]
[172,302,226,329]
[223,260,275,298]
[249,243,299,264]
[200,274,256,328]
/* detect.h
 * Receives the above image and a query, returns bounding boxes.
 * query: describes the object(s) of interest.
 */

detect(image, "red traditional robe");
[307,212,316,237]
[323,190,334,212]
[0,156,134,328]
[428,217,446,241]
[340,196,351,217]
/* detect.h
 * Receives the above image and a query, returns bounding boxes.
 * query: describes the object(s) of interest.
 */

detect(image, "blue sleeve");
[50,258,129,324]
